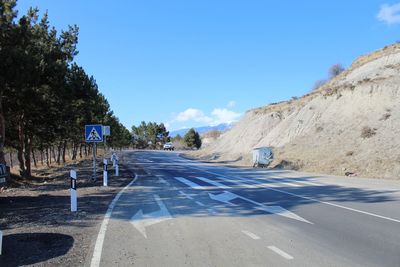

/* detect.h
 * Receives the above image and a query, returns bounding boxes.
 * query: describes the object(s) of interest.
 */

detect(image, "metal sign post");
[85,124,104,182]
[93,143,96,181]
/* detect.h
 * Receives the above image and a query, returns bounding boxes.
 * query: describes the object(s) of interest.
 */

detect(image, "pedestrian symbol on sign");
[85,125,103,143]
[88,128,101,141]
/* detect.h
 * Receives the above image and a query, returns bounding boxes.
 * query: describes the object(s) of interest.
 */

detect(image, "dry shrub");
[379,113,391,121]
[315,126,323,133]
[361,126,377,139]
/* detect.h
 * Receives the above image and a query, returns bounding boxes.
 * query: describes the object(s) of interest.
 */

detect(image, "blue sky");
[17,0,400,131]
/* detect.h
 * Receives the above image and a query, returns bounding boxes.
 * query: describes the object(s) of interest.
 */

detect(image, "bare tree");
[329,64,345,79]
[312,79,327,91]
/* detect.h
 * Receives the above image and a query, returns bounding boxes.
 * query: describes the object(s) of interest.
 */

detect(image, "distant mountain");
[169,123,234,138]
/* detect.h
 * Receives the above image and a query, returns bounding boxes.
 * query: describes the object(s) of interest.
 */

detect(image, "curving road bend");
[89,150,400,267]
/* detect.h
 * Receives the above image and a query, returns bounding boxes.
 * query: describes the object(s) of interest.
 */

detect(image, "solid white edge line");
[241,230,261,240]
[90,174,139,267]
[268,246,294,260]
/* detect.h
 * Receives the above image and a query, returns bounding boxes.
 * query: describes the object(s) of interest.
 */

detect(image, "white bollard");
[70,170,77,212]
[111,152,116,167]
[103,159,108,186]
[115,160,119,177]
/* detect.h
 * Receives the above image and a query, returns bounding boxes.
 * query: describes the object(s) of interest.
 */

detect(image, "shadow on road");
[0,233,74,267]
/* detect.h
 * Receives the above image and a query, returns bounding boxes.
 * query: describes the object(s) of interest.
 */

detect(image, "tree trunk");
[0,91,6,165]
[72,143,77,160]
[52,146,57,163]
[79,143,83,159]
[9,152,13,168]
[18,115,26,176]
[56,142,62,165]
[32,148,37,168]
[40,150,44,165]
[46,148,50,167]
[62,140,67,164]
[24,135,32,177]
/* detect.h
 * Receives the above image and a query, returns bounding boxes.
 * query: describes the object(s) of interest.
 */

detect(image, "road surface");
[89,150,400,267]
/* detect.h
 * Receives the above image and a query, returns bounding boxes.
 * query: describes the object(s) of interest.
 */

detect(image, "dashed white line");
[241,230,260,240]
[267,246,294,260]
[195,201,205,207]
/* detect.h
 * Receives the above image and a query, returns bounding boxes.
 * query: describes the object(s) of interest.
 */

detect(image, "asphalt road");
[89,150,400,267]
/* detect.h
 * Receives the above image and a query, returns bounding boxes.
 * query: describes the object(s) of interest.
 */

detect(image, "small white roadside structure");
[252,147,273,168]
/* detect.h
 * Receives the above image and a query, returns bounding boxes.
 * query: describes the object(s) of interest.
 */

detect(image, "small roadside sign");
[104,126,111,136]
[85,125,103,142]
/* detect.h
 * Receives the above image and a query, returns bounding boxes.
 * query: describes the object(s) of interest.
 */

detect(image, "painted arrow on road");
[209,191,312,224]
[130,194,172,238]
[176,176,312,224]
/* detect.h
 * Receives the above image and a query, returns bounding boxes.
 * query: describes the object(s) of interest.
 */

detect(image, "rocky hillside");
[193,44,400,179]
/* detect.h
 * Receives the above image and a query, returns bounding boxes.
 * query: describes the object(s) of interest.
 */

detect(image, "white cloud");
[170,107,242,130]
[175,108,213,123]
[211,108,241,125]
[227,100,236,108]
[377,3,400,25]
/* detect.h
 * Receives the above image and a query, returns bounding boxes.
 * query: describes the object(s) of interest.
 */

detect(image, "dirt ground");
[0,152,144,267]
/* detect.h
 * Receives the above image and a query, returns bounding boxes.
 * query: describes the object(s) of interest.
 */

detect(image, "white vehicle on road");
[163,142,174,151]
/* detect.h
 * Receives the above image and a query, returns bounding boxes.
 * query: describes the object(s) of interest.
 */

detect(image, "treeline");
[131,122,202,150]
[131,122,169,149]
[0,1,131,177]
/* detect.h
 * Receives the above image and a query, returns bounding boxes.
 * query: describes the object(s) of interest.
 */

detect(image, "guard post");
[115,158,119,177]
[111,152,116,167]
[70,170,77,212]
[0,164,9,186]
[103,159,108,186]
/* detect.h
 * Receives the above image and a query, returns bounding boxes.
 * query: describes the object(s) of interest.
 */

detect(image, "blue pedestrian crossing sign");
[85,125,103,142]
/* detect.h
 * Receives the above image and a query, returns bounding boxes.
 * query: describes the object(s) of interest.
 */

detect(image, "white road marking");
[207,208,217,214]
[195,176,230,189]
[195,201,205,207]
[179,190,194,200]
[175,175,311,223]
[131,194,172,238]
[268,246,294,260]
[293,180,321,186]
[241,230,261,240]
[208,191,238,206]
[189,166,400,224]
[90,175,139,267]
[158,177,169,185]
[174,177,204,189]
